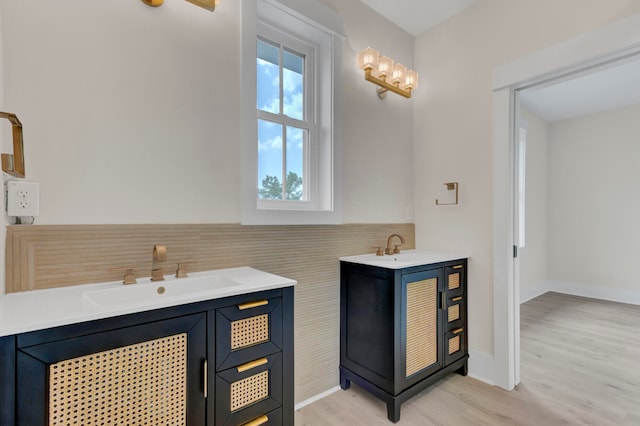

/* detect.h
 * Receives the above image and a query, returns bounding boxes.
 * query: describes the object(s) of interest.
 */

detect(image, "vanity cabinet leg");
[457,361,468,376]
[339,368,351,390]
[386,398,401,423]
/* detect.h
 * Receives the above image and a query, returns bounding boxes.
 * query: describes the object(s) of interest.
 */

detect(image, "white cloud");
[262,97,279,114]
[258,135,282,152]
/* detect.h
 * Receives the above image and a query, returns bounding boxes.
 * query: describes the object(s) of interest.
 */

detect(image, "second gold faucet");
[385,234,405,255]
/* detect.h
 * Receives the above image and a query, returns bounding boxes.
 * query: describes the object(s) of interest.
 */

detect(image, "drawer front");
[444,327,466,365]
[445,295,465,330]
[215,353,283,426]
[444,264,465,298]
[216,297,283,371]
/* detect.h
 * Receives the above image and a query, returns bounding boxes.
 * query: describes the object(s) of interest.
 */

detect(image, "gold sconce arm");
[364,68,412,99]
[185,0,220,11]
[141,0,220,12]
[0,112,25,178]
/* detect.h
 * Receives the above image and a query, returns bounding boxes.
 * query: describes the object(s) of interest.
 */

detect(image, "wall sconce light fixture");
[142,0,220,12]
[0,112,25,178]
[357,47,419,99]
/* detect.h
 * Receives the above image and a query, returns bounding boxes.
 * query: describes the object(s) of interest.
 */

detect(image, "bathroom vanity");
[339,251,468,423]
[0,267,295,426]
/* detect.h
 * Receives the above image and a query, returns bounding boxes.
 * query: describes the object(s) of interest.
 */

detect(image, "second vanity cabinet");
[339,257,468,423]
[0,286,293,426]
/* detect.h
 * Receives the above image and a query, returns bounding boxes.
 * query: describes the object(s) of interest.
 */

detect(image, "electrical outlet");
[6,180,40,217]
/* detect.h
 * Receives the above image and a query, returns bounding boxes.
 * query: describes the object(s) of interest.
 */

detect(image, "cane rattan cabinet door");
[16,313,207,426]
[401,269,444,387]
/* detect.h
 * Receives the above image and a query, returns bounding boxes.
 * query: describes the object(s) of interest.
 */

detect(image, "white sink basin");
[340,250,465,269]
[83,274,243,308]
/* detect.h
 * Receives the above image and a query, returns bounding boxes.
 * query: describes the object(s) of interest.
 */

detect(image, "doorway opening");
[492,14,640,390]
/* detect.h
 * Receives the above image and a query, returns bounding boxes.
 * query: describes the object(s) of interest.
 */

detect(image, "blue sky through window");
[257,38,305,199]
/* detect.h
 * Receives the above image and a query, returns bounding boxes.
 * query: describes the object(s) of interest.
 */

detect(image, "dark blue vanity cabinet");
[0,287,294,426]
[339,259,468,423]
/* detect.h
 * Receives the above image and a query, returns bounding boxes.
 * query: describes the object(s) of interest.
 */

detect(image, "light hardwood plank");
[296,292,640,425]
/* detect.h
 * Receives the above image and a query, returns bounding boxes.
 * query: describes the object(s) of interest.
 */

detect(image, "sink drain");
[157,286,166,295]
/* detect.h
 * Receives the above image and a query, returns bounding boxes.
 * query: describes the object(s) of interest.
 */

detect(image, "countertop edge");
[0,267,296,337]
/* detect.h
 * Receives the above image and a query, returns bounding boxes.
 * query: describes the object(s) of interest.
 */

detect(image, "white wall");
[412,0,640,371]
[0,0,413,225]
[0,0,415,293]
[518,108,548,303]
[318,0,415,224]
[548,103,640,294]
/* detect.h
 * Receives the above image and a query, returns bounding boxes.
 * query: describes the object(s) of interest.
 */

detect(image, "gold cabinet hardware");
[0,112,25,178]
[452,296,463,302]
[440,292,446,310]
[237,357,268,373]
[452,328,464,335]
[242,415,269,426]
[203,359,208,398]
[435,182,459,206]
[453,265,463,269]
[238,300,269,310]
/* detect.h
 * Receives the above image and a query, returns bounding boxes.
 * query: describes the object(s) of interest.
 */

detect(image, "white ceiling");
[520,56,640,122]
[359,0,477,36]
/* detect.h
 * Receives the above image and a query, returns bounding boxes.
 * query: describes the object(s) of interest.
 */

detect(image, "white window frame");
[241,0,343,225]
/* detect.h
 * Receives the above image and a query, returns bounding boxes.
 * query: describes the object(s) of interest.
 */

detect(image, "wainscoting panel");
[5,223,414,403]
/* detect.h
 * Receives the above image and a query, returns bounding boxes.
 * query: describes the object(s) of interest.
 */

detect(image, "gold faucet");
[385,234,405,255]
[151,244,167,281]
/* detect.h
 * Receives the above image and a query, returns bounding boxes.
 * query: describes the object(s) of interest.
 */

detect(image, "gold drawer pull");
[237,357,268,373]
[451,296,463,302]
[452,328,464,334]
[238,300,269,310]
[203,359,208,399]
[453,265,463,269]
[242,415,269,426]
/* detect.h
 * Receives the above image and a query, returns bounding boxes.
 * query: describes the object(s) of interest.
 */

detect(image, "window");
[241,0,343,225]
[256,33,312,204]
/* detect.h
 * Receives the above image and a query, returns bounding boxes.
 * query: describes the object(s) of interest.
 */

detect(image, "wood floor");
[295,292,640,425]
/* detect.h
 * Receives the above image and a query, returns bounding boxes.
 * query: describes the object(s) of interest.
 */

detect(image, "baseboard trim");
[520,281,548,304]
[467,349,495,386]
[295,386,341,411]
[520,280,640,306]
[547,280,640,305]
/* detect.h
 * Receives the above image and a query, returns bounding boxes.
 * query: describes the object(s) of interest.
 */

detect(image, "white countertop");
[340,250,466,269]
[0,267,296,337]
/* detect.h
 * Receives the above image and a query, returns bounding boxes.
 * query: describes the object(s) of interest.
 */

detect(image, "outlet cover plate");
[6,180,40,217]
